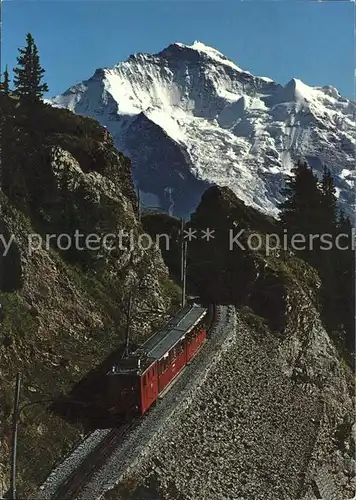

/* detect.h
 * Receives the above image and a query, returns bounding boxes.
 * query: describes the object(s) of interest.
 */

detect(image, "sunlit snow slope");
[52,41,355,218]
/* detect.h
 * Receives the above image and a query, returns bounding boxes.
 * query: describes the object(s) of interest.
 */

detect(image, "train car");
[107,353,158,418]
[107,303,210,418]
[141,304,207,393]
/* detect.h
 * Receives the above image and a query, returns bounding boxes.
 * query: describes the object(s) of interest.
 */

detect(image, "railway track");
[46,306,231,499]
[52,419,141,499]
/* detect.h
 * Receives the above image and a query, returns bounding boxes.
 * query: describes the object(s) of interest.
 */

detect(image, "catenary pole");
[10,372,22,500]
[182,240,187,307]
[124,291,133,358]
[136,187,141,221]
[180,218,184,284]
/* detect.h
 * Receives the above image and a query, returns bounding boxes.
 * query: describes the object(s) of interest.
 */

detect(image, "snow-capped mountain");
[52,41,355,218]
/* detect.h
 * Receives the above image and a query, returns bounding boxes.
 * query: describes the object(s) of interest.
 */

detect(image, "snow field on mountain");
[52,41,356,217]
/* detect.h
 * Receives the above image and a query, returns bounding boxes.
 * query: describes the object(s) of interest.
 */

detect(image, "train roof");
[138,303,207,361]
[109,303,207,376]
[109,353,155,376]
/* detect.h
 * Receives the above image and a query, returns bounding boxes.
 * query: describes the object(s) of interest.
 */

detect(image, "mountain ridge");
[51,41,355,218]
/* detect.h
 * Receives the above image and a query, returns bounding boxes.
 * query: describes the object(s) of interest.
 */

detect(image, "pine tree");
[13,33,33,96]
[3,65,10,95]
[279,160,321,238]
[317,169,339,336]
[13,33,48,102]
[317,166,338,287]
[337,210,352,234]
[32,43,48,97]
[279,160,354,362]
[319,166,337,233]
[333,211,354,359]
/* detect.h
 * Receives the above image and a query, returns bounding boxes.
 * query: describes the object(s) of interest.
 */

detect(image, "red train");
[107,303,214,418]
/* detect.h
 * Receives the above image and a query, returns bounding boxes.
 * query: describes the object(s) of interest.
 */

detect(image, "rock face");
[111,287,354,500]
[134,315,323,500]
[1,98,353,499]
[51,41,355,218]
[128,185,355,500]
[0,99,179,497]
[124,112,211,216]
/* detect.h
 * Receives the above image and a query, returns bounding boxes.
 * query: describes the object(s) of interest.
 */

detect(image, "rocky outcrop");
[108,289,353,500]
[0,100,179,498]
[125,112,210,216]
[128,185,355,499]
[133,313,322,500]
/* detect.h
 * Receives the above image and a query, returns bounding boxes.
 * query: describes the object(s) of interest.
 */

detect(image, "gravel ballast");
[132,313,323,500]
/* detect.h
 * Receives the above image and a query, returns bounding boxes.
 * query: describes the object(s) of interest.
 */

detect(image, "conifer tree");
[319,166,337,233]
[317,166,338,283]
[337,210,352,234]
[13,33,48,102]
[333,211,354,358]
[3,65,10,95]
[280,161,354,361]
[279,160,321,238]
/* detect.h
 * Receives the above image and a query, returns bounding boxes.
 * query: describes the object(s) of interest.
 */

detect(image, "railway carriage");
[107,303,211,417]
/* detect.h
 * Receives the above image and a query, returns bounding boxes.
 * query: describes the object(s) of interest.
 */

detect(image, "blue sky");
[3,1,355,99]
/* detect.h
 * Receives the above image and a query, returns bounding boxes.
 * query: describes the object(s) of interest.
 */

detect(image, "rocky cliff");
[109,302,354,499]
[0,96,353,499]
[0,97,179,497]
[115,186,354,500]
